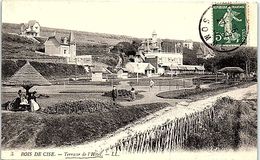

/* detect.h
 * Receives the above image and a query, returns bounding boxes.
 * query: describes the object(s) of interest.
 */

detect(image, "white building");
[183,39,194,50]
[126,31,204,75]
[44,32,92,66]
[20,20,40,37]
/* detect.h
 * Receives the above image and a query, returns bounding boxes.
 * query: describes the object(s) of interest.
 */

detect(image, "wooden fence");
[103,106,215,154]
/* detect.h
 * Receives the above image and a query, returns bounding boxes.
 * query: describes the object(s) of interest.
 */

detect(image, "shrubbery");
[2,60,86,80]
[103,89,137,98]
[42,99,119,114]
[183,97,257,150]
[156,82,252,99]
[2,102,169,148]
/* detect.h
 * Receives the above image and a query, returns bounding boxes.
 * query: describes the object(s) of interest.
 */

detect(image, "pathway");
[66,84,257,151]
[1,84,257,160]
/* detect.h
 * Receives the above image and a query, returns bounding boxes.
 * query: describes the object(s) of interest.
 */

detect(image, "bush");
[183,97,257,150]
[2,60,86,80]
[41,99,119,114]
[103,89,136,98]
[2,102,169,148]
[156,82,252,99]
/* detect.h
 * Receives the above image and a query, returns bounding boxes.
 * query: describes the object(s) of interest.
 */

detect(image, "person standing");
[112,86,118,104]
[149,79,155,91]
[130,87,136,101]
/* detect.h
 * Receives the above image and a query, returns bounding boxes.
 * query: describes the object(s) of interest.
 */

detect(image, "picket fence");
[104,106,215,154]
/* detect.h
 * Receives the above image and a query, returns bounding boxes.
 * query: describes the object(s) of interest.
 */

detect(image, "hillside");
[2,23,138,45]
[2,23,202,57]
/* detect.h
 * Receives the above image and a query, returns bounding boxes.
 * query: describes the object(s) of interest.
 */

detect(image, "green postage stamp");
[213,4,247,45]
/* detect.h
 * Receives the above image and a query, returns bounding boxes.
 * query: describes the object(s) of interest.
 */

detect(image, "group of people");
[111,79,155,103]
[13,89,40,111]
[111,86,136,104]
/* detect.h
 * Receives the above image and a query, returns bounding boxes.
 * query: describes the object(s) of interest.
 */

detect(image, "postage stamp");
[212,4,247,45]
[199,3,248,52]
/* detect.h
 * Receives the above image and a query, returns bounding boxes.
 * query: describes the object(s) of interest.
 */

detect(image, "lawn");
[2,93,110,109]
[156,82,256,100]
[2,100,170,149]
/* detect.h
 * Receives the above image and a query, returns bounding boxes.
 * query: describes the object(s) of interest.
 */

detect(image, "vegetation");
[2,23,257,76]
[2,101,169,148]
[2,23,136,45]
[156,82,255,99]
[2,60,86,80]
[103,89,144,101]
[198,47,257,73]
[2,33,46,59]
[42,99,119,114]
[184,97,257,150]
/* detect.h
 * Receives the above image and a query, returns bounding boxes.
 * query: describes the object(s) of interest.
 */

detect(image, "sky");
[2,0,257,46]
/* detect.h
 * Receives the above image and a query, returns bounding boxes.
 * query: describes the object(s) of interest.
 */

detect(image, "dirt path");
[118,81,189,106]
[64,84,257,152]
[1,84,257,159]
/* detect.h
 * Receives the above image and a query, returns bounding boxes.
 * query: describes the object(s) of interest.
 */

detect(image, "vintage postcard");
[1,0,258,160]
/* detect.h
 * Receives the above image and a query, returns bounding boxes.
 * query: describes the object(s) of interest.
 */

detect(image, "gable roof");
[7,62,51,86]
[45,32,76,45]
[28,20,39,27]
[91,66,112,74]
[146,63,155,70]
[44,36,61,45]
[21,20,40,29]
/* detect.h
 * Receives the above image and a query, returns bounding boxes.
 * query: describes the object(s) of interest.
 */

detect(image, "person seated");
[12,90,22,110]
[29,91,40,111]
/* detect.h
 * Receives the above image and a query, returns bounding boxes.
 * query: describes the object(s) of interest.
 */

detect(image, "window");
[64,50,67,54]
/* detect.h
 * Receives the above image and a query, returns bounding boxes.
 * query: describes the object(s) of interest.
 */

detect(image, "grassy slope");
[2,23,203,61]
[2,23,135,68]
[156,82,256,100]
[184,97,257,150]
[2,23,137,45]
[2,100,169,149]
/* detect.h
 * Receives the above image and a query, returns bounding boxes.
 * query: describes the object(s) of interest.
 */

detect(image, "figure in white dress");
[218,6,242,43]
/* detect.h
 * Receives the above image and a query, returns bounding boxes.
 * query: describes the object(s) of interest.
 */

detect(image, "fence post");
[169,79,170,91]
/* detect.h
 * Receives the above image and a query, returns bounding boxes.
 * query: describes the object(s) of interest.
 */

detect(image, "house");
[183,39,194,50]
[125,62,155,75]
[44,32,92,66]
[116,68,128,79]
[136,31,184,75]
[20,20,40,37]
[91,66,112,81]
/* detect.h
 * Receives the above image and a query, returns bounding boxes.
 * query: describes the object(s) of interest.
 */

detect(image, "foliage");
[2,23,136,45]
[42,99,119,114]
[2,60,86,80]
[156,82,254,99]
[103,89,137,98]
[2,102,169,148]
[184,97,257,150]
[201,47,257,73]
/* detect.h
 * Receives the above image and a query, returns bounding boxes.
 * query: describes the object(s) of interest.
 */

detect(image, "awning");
[218,67,244,73]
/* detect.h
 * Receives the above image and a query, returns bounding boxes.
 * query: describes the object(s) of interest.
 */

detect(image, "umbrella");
[6,61,51,92]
